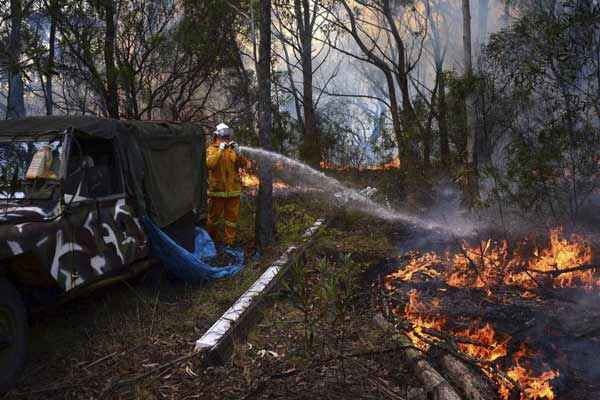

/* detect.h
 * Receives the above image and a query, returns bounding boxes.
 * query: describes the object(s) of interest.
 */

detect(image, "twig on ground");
[527,264,599,277]
[99,351,202,398]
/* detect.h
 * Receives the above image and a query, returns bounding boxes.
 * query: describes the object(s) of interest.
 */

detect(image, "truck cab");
[0,117,206,392]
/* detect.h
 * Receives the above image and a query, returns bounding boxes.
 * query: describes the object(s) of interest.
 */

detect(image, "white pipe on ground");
[194,218,325,352]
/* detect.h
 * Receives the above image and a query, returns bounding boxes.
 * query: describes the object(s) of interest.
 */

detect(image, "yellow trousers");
[207,196,240,246]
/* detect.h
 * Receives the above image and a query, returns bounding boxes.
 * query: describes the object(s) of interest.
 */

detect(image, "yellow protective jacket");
[206,143,245,197]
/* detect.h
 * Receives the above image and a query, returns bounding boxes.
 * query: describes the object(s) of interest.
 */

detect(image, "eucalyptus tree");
[272,0,337,167]
[424,0,450,166]
[462,0,478,203]
[324,0,430,169]
[55,0,243,120]
[256,0,275,249]
[483,0,600,222]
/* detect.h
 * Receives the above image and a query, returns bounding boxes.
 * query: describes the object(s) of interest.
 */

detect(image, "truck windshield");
[0,137,63,200]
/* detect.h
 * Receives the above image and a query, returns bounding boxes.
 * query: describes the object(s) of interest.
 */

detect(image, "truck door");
[65,136,147,279]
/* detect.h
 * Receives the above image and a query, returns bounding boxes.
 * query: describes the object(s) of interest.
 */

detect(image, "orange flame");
[456,323,509,362]
[319,157,401,171]
[385,227,592,400]
[528,228,594,288]
[402,289,446,350]
[500,344,560,400]
[240,170,288,190]
[241,170,260,187]
[385,252,442,283]
[366,158,401,170]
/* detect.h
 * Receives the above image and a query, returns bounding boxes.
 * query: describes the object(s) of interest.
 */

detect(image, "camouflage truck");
[0,116,206,391]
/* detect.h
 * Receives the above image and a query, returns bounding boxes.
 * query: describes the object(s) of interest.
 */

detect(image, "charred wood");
[373,313,462,400]
[436,354,499,400]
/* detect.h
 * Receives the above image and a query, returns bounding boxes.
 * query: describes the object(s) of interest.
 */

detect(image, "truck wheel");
[0,279,28,393]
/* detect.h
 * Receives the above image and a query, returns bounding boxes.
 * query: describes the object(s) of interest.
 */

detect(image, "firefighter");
[206,123,245,248]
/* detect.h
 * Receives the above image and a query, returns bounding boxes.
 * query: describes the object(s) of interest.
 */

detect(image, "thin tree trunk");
[104,0,119,118]
[382,0,421,166]
[281,39,304,134]
[477,0,489,55]
[296,0,320,168]
[234,38,254,128]
[462,0,478,203]
[255,0,275,250]
[45,0,57,115]
[438,70,450,166]
[6,0,26,120]
[502,0,510,27]
[425,0,449,167]
[385,71,404,165]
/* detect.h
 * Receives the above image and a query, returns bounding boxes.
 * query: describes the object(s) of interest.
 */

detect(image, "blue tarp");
[142,216,244,282]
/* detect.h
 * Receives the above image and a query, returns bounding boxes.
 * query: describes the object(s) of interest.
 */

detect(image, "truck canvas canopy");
[0,116,207,227]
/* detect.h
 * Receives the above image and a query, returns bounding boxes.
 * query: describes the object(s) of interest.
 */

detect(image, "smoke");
[272,0,510,165]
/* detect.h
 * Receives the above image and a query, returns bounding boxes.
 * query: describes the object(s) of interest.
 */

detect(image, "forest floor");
[3,170,417,400]
[6,170,598,400]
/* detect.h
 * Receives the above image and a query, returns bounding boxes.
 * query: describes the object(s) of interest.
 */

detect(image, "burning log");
[373,313,462,400]
[437,354,499,400]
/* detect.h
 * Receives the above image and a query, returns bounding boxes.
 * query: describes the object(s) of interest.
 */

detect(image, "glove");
[219,142,226,151]
[229,141,239,154]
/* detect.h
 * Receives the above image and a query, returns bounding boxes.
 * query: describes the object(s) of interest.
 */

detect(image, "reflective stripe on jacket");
[206,143,244,198]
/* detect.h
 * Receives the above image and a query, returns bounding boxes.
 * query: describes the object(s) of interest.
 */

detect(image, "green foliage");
[283,252,358,355]
[276,202,316,244]
[481,0,600,221]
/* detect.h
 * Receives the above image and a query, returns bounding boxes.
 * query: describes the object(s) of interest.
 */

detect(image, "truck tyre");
[0,279,27,393]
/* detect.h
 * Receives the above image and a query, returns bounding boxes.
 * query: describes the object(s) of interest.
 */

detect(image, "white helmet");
[214,123,233,138]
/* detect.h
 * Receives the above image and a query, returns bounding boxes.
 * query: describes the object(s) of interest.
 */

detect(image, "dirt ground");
[2,187,417,400]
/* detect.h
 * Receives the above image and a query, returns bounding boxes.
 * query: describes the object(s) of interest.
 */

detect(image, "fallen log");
[377,314,500,400]
[437,354,499,400]
[373,313,462,400]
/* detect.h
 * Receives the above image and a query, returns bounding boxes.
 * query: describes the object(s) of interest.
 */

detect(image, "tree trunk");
[45,0,57,116]
[255,0,275,250]
[296,0,320,168]
[477,0,489,55]
[104,0,119,119]
[438,69,450,166]
[396,41,420,167]
[6,0,26,120]
[423,129,432,168]
[462,0,478,204]
[502,1,510,27]
[281,39,304,135]
[385,71,404,166]
[234,38,255,129]
[425,0,449,168]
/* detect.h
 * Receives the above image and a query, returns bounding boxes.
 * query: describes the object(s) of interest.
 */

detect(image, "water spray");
[240,146,475,237]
